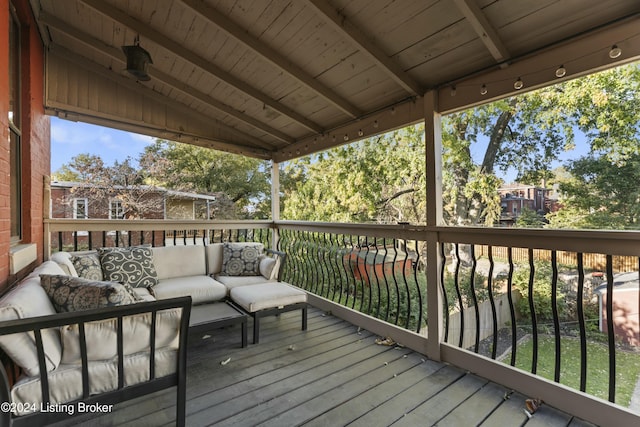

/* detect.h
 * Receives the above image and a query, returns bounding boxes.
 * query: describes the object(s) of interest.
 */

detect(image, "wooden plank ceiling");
[30,0,640,161]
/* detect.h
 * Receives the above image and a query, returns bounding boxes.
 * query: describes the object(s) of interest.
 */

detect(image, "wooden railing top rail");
[44,219,273,232]
[276,221,640,256]
[45,218,640,256]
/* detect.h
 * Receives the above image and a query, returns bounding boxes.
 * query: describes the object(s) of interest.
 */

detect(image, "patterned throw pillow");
[71,253,103,281]
[220,243,263,276]
[98,246,159,288]
[39,275,140,313]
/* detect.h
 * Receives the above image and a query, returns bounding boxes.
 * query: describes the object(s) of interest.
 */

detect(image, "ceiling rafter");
[452,0,510,64]
[49,45,274,154]
[180,0,361,119]
[305,0,423,97]
[39,12,294,146]
[79,0,324,134]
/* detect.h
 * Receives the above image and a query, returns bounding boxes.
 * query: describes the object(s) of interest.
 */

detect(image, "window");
[109,200,124,219]
[9,6,21,242]
[74,198,88,219]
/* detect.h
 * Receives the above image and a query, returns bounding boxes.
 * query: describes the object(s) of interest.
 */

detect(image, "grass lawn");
[506,335,640,407]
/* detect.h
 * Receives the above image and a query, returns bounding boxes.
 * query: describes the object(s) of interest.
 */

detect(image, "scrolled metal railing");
[277,225,426,333]
[437,227,640,409]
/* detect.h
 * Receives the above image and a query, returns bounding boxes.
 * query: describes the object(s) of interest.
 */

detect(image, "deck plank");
[49,307,592,427]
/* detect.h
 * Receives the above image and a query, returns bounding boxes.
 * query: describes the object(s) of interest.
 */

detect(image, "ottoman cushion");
[230,282,307,313]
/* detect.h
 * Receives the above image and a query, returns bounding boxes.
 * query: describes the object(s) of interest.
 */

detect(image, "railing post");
[425,90,443,361]
[43,176,51,260]
[271,160,280,250]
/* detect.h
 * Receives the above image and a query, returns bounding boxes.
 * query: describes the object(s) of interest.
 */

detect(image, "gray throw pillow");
[71,253,103,281]
[221,243,263,276]
[39,275,140,313]
[98,246,159,288]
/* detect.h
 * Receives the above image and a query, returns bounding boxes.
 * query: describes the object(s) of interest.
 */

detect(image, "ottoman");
[230,282,308,343]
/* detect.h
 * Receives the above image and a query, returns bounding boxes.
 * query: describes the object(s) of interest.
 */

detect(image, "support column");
[425,90,444,361]
[270,160,280,250]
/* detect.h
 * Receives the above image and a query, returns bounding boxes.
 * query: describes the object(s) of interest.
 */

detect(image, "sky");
[50,115,589,184]
[50,116,155,174]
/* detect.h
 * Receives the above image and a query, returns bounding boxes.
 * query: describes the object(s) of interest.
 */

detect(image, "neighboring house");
[498,183,560,226]
[595,273,640,347]
[50,181,218,221]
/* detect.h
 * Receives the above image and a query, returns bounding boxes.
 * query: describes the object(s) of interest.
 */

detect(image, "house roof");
[30,1,640,161]
[50,181,218,201]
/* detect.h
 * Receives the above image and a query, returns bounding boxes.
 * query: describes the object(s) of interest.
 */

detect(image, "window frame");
[9,4,22,243]
[109,200,124,219]
[73,198,89,219]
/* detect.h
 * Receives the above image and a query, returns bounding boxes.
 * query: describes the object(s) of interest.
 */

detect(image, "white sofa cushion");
[152,245,206,280]
[0,262,65,376]
[230,282,307,313]
[152,276,226,304]
[205,243,224,275]
[11,348,177,416]
[214,275,274,294]
[60,307,182,363]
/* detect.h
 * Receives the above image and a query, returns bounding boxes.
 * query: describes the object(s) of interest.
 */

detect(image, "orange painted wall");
[0,0,50,291]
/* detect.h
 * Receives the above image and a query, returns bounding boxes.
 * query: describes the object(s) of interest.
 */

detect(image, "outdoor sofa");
[0,242,306,425]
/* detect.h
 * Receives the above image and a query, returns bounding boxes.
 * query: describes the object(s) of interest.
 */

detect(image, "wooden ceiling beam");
[79,0,324,134]
[452,0,510,64]
[181,0,361,119]
[306,0,424,97]
[39,12,294,146]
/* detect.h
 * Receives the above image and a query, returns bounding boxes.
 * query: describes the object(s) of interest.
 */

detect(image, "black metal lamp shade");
[122,44,153,81]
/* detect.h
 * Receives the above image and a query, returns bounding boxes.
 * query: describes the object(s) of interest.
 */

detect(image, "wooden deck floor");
[53,307,595,427]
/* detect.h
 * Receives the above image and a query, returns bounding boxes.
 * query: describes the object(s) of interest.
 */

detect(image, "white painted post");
[271,160,280,250]
[425,90,444,361]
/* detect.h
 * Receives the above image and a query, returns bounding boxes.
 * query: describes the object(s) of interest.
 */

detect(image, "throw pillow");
[98,246,159,288]
[71,253,103,281]
[221,243,263,276]
[39,275,140,313]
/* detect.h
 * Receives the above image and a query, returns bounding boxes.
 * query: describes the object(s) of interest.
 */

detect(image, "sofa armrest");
[265,249,287,281]
[0,297,191,425]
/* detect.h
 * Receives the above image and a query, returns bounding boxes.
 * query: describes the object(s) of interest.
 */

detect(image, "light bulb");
[343,134,349,141]
[450,86,457,96]
[514,78,524,90]
[480,84,488,95]
[609,45,622,59]
[358,129,364,137]
[555,65,566,78]
[373,120,379,128]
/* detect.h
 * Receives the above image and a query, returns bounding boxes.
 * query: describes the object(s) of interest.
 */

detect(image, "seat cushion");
[11,348,177,416]
[230,282,307,313]
[152,276,226,304]
[214,274,275,294]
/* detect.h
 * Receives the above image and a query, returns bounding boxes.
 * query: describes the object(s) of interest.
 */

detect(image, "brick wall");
[0,0,49,291]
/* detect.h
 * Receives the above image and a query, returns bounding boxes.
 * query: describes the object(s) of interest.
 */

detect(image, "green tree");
[516,207,546,228]
[442,64,640,228]
[547,154,640,229]
[140,140,271,219]
[282,125,425,224]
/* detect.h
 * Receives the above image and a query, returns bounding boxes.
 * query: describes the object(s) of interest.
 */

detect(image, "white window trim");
[109,200,124,219]
[73,198,88,219]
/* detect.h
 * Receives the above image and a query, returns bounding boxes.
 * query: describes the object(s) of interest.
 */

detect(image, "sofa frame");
[0,296,192,427]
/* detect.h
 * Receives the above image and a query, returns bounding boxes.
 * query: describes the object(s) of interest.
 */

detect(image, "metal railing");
[43,218,640,424]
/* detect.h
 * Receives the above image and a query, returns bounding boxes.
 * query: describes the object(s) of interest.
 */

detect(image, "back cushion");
[205,244,224,275]
[61,307,182,363]
[152,245,206,280]
[0,275,62,376]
